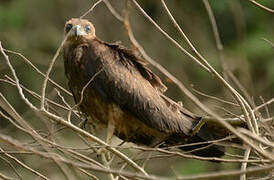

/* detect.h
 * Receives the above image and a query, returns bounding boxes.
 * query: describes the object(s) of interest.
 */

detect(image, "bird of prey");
[63,18,224,157]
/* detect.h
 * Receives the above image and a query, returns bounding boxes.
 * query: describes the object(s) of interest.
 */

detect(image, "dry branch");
[0,0,273,179]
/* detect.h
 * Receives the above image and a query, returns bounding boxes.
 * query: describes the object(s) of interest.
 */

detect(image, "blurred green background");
[0,0,273,179]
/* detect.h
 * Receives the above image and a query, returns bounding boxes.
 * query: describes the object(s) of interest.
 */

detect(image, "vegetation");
[0,0,273,179]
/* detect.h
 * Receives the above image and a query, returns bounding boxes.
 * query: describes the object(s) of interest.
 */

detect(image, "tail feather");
[164,122,225,158]
[178,134,225,158]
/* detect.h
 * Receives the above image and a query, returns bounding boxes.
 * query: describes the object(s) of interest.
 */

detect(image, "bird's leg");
[98,121,117,180]
[96,118,115,161]
[106,119,115,144]
[105,119,115,161]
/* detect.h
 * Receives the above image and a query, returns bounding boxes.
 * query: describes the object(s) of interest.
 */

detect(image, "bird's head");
[64,18,96,43]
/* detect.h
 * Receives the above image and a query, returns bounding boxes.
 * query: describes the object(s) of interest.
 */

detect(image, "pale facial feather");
[64,18,96,42]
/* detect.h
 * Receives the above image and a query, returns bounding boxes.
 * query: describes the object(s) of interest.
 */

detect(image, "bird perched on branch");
[63,18,225,158]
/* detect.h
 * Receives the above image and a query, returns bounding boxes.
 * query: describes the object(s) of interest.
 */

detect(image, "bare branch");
[3,49,72,96]
[80,0,104,19]
[0,1,273,179]
[246,0,274,13]
[39,109,149,176]
[0,42,38,111]
[130,0,272,160]
[40,35,69,110]
[0,172,17,180]
[0,148,49,180]
[240,147,251,180]
[261,38,274,48]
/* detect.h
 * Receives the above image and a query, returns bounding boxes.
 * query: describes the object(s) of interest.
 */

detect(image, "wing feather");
[104,42,167,93]
[84,39,200,135]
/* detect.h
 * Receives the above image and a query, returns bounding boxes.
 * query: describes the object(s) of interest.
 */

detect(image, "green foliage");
[0,0,273,179]
[0,0,27,30]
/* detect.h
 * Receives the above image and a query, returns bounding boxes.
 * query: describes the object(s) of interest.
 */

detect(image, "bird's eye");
[85,25,91,33]
[65,23,73,33]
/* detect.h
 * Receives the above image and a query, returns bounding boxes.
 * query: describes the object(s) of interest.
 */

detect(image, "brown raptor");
[63,18,225,158]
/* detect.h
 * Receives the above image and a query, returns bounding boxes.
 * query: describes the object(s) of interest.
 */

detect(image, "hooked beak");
[72,25,85,37]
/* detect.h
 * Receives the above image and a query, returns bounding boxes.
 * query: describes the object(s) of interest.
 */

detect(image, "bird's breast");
[64,42,167,146]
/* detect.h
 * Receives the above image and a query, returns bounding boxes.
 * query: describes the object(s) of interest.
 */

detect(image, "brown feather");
[104,42,167,93]
[63,18,225,157]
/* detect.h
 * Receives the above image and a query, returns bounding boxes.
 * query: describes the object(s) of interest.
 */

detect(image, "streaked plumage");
[63,18,224,157]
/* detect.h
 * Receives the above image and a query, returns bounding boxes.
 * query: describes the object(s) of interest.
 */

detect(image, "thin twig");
[253,98,274,112]
[191,86,239,107]
[101,153,116,180]
[0,156,22,180]
[39,109,149,176]
[3,49,72,96]
[77,168,100,180]
[132,146,270,163]
[261,38,274,48]
[130,0,272,160]
[71,68,104,111]
[240,147,251,180]
[2,132,273,180]
[0,148,49,180]
[259,96,270,119]
[246,0,274,13]
[129,0,211,73]
[161,0,259,134]
[40,34,69,110]
[80,0,104,19]
[103,0,123,22]
[0,172,17,180]
[161,0,258,133]
[0,42,38,111]
[239,128,274,148]
[0,1,273,179]
[0,76,75,113]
